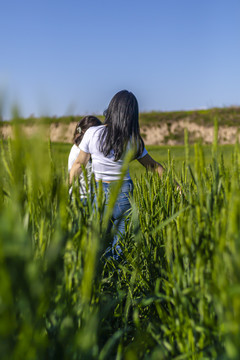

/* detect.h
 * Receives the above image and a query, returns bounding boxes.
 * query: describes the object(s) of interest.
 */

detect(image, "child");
[68,116,102,200]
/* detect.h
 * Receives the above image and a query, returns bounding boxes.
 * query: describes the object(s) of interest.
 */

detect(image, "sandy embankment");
[1,121,239,145]
[141,120,240,145]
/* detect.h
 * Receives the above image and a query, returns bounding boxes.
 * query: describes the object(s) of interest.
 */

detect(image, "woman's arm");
[69,150,90,185]
[139,154,181,191]
[137,154,164,177]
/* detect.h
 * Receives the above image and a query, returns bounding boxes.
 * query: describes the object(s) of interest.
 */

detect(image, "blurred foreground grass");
[0,126,240,359]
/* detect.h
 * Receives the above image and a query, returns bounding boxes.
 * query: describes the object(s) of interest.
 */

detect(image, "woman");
[68,116,102,200]
[70,90,164,259]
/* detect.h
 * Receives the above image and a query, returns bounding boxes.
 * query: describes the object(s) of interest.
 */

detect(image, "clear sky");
[0,0,240,119]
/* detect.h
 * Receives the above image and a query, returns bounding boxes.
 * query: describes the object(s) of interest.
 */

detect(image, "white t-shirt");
[68,144,92,198]
[79,125,148,181]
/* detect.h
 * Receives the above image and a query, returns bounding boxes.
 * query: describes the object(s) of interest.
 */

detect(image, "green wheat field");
[0,123,240,359]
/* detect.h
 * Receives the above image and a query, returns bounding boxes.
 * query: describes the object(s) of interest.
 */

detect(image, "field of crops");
[0,124,240,359]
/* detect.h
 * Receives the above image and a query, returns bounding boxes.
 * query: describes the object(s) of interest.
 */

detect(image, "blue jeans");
[97,179,133,260]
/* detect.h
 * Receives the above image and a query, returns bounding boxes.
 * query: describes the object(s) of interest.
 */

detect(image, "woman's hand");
[69,150,90,184]
[137,154,164,177]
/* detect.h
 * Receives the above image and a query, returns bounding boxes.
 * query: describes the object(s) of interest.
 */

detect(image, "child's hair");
[73,116,102,146]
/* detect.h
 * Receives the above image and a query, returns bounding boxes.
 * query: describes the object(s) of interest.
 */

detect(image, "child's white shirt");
[68,144,92,198]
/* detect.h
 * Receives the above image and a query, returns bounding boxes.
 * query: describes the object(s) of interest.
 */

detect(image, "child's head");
[73,116,102,146]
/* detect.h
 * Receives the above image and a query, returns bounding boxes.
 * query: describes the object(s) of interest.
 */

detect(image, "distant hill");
[1,106,240,126]
[1,107,240,145]
[139,106,240,126]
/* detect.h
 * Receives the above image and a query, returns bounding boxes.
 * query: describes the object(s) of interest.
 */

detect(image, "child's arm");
[69,150,90,185]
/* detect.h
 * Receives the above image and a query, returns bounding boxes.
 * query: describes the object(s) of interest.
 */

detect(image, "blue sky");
[0,0,240,119]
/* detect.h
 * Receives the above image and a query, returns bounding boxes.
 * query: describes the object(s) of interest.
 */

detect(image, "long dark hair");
[99,90,144,161]
[73,116,102,146]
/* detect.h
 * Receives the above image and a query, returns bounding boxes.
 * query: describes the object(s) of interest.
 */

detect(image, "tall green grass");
[0,124,240,359]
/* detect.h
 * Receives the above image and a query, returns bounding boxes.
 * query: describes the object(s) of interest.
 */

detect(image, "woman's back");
[80,125,147,181]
